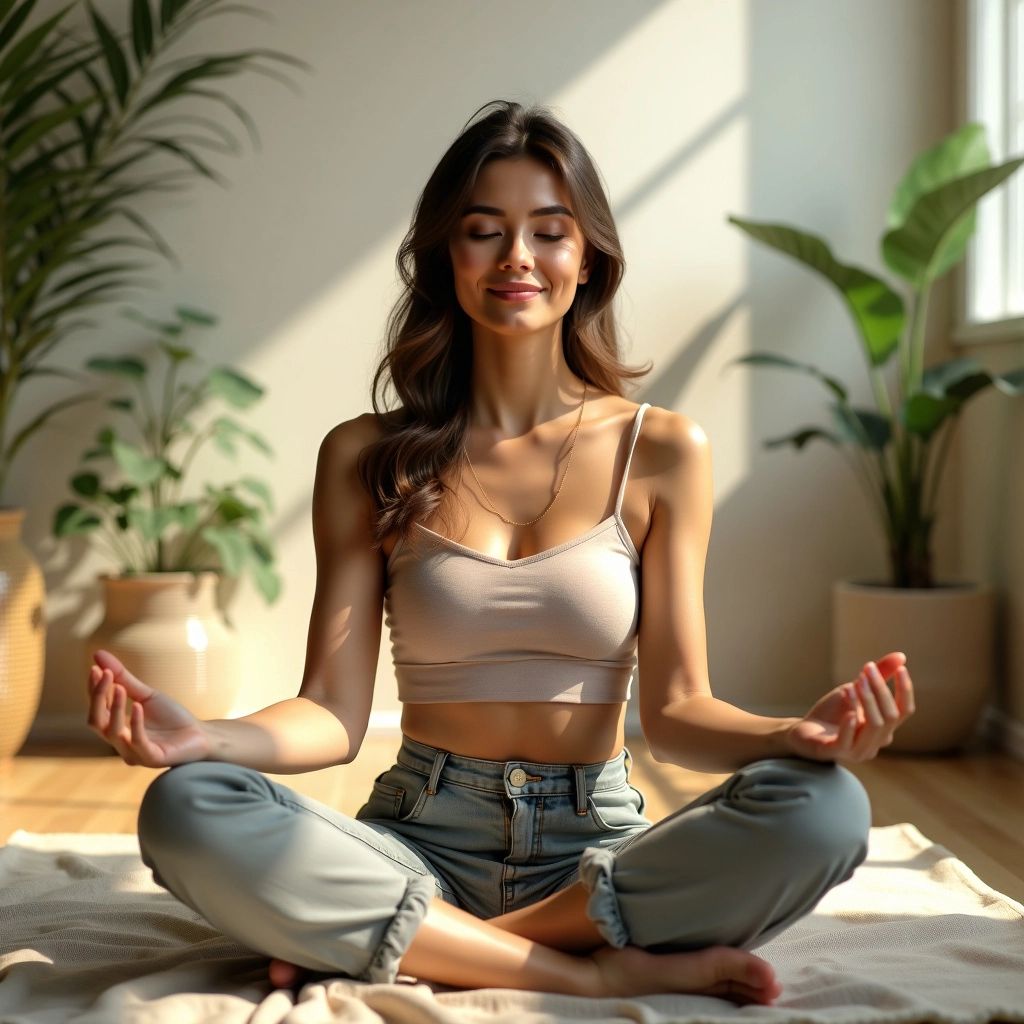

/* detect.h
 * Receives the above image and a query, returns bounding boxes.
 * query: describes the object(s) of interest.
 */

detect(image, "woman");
[86,99,915,1007]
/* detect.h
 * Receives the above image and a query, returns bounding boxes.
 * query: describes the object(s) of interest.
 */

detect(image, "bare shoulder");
[636,405,711,506]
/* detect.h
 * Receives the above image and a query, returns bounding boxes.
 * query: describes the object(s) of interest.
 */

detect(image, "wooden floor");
[3,732,1023,905]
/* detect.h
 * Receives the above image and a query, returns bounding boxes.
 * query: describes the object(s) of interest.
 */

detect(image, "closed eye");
[468,233,565,241]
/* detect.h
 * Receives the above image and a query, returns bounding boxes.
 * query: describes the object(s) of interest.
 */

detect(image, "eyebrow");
[460,203,576,220]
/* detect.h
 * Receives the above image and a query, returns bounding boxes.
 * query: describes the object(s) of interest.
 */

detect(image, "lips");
[487,284,543,293]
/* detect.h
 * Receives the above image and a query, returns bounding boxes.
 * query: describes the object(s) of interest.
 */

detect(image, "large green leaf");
[884,123,992,287]
[882,156,1024,285]
[126,504,181,541]
[763,427,841,451]
[200,524,247,574]
[722,351,849,402]
[901,393,960,437]
[829,403,891,450]
[887,123,991,229]
[206,366,263,407]
[53,502,102,536]
[727,216,905,367]
[238,475,273,513]
[111,438,166,485]
[211,414,272,456]
[86,1,129,107]
[86,354,147,379]
[130,0,153,69]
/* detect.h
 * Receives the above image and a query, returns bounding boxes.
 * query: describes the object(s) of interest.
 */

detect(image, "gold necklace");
[463,382,588,527]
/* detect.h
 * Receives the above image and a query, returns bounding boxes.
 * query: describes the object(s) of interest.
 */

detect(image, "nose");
[501,230,534,270]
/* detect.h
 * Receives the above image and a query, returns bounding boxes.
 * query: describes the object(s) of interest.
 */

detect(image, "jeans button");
[508,768,527,786]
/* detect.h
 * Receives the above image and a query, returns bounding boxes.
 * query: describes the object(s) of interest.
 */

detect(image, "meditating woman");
[85,99,916,1007]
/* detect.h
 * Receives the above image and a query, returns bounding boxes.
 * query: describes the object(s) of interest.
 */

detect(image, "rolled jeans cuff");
[578,845,630,949]
[360,873,436,984]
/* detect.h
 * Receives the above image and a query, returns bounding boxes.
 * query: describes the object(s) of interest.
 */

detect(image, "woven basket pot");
[0,507,46,764]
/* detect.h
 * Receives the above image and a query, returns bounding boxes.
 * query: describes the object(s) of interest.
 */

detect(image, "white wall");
[20,0,962,743]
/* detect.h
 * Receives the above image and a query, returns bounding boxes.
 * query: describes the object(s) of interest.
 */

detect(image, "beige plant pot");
[83,571,242,726]
[831,578,997,754]
[0,507,46,764]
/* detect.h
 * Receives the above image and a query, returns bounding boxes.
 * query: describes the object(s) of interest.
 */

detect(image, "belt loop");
[574,764,588,816]
[426,750,448,795]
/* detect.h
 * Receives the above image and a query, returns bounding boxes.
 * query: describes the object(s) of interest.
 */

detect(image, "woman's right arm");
[87,415,387,774]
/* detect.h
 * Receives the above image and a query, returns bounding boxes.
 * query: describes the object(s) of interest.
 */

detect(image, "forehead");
[468,157,571,209]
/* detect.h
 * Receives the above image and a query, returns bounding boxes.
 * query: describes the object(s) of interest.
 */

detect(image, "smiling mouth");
[487,288,543,302]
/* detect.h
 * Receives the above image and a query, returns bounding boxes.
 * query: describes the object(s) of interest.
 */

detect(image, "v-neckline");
[405,513,639,568]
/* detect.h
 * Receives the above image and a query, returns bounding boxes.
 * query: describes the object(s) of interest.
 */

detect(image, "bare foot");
[268,957,305,989]
[269,944,783,1005]
[590,943,782,1005]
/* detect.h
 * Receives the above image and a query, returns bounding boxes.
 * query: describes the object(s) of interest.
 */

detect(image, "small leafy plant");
[54,305,281,604]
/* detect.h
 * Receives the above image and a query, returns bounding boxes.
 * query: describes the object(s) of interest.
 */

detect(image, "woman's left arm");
[635,412,914,775]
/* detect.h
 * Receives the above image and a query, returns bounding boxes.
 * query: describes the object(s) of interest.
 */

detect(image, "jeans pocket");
[588,781,650,832]
[356,765,431,823]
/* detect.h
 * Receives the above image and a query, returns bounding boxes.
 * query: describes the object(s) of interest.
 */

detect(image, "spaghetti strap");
[614,403,651,518]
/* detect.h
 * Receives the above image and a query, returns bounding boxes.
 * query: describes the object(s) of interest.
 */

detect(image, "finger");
[867,652,906,683]
[88,674,111,733]
[92,650,155,702]
[855,671,884,727]
[109,683,128,742]
[897,666,916,716]
[129,701,161,766]
[865,661,901,720]
[104,686,133,760]
[835,707,857,756]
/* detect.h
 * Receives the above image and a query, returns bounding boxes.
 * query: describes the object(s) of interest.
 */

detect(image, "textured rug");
[1,822,1022,1023]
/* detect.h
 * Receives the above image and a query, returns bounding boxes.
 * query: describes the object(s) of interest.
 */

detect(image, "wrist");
[773,716,802,757]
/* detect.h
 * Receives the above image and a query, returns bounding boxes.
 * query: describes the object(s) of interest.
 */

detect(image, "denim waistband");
[395,734,632,816]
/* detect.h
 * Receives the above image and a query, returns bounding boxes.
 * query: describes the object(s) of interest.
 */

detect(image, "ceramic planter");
[83,570,242,725]
[832,578,997,753]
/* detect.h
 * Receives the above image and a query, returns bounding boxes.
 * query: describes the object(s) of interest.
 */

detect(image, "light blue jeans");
[136,734,871,984]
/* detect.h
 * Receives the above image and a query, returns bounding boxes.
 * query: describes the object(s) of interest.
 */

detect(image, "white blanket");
[1,823,1022,1023]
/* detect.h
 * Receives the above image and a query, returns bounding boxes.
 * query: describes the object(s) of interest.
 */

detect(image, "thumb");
[92,649,156,700]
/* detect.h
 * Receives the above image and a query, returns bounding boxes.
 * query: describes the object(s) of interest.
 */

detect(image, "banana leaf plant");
[0,0,308,500]
[725,122,1024,588]
[53,304,282,604]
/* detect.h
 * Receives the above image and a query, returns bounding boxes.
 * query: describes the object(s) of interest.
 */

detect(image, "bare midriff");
[399,699,627,764]
[377,394,651,767]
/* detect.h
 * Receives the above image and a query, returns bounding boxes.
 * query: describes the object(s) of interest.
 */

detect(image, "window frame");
[952,0,1024,346]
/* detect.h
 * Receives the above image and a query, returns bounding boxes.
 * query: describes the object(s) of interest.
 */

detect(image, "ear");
[578,244,593,285]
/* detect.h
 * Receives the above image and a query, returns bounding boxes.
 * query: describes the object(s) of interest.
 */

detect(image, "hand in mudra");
[86,649,212,768]
[783,651,916,764]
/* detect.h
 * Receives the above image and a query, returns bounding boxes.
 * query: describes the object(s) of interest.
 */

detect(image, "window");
[954,0,1024,343]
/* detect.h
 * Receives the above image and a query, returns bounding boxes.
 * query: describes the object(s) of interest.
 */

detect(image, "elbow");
[639,718,669,764]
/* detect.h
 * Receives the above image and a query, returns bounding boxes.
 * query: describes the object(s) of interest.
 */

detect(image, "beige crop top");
[383,402,650,704]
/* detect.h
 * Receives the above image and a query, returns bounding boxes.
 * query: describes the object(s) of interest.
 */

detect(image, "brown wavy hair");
[357,98,653,554]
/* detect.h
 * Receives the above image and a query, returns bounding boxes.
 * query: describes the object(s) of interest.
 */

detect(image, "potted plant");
[724,121,1024,753]
[54,303,281,724]
[0,0,306,760]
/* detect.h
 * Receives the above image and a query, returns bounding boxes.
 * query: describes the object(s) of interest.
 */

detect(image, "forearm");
[202,696,354,773]
[649,696,801,773]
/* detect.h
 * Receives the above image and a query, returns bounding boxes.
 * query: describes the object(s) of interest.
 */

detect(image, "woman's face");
[448,156,592,334]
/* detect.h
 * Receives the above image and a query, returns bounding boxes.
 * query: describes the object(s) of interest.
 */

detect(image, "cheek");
[449,239,485,277]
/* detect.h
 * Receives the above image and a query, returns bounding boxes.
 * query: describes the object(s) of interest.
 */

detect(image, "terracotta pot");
[83,571,242,724]
[0,507,46,764]
[832,578,997,753]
